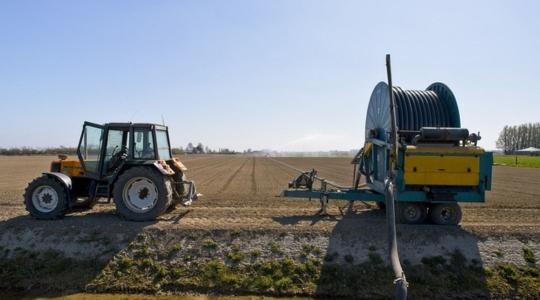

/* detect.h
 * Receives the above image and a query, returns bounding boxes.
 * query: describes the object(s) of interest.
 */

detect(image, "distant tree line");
[0,146,77,156]
[172,142,237,155]
[0,144,238,156]
[0,145,357,156]
[496,122,540,154]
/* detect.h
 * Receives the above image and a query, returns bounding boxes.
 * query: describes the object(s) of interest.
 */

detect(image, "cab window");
[156,130,171,160]
[134,129,155,159]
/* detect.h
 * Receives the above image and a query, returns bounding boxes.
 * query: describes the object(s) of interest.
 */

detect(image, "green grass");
[226,249,245,263]
[3,249,540,299]
[493,155,540,168]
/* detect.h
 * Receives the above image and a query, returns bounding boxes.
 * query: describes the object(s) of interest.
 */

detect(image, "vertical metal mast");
[385,54,408,300]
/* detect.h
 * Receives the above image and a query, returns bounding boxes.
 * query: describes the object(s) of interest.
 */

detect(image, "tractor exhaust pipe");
[385,54,408,300]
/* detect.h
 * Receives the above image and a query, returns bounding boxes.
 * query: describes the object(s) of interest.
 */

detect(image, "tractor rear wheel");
[397,202,427,224]
[24,175,69,219]
[113,167,172,221]
[429,203,462,225]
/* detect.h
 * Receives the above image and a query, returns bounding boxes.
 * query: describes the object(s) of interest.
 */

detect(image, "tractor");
[24,121,198,221]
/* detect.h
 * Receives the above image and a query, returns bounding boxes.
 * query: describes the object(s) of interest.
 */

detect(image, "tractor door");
[101,127,130,176]
[77,122,105,179]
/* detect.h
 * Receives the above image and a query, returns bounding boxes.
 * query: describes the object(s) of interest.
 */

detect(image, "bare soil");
[1,155,538,236]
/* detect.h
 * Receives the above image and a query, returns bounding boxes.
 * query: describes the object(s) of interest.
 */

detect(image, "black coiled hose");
[393,85,457,130]
[365,82,461,142]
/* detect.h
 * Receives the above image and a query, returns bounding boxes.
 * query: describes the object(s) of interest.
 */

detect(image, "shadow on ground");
[274,201,489,299]
[0,209,186,297]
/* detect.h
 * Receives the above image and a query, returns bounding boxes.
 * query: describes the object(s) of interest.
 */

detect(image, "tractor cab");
[77,122,175,179]
[24,121,198,221]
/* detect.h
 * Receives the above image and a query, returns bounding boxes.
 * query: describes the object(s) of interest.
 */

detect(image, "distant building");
[515,147,540,156]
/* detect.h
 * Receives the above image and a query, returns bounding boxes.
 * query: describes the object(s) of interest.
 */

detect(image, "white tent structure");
[516,147,540,156]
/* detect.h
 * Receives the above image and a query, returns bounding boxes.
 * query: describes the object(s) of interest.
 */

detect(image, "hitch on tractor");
[180,180,200,206]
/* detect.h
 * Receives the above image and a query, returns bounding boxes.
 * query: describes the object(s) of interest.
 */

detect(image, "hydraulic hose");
[386,54,408,300]
[385,180,408,299]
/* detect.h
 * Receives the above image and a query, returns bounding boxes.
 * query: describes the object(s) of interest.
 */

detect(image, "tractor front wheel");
[24,175,69,219]
[113,167,172,221]
[397,202,427,224]
[429,203,462,225]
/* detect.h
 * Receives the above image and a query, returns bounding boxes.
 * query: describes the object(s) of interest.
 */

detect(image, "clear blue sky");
[1,1,539,151]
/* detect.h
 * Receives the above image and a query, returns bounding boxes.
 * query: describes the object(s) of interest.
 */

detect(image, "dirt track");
[0,155,539,236]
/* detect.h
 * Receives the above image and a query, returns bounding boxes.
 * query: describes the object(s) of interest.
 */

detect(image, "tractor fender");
[43,172,72,190]
[145,161,175,176]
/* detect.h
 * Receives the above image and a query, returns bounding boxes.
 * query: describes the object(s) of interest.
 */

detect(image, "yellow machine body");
[403,146,484,186]
[51,158,85,177]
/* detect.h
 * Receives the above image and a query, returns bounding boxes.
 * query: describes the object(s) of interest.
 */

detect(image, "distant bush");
[171,147,185,155]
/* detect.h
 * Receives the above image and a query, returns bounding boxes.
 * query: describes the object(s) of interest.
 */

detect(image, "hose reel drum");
[365,82,461,143]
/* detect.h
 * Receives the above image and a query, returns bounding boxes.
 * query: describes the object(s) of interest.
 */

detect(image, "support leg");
[318,194,329,216]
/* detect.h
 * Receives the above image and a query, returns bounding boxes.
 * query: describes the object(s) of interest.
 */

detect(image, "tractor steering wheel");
[108,146,128,172]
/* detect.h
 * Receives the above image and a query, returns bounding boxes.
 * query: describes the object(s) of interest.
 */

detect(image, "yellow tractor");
[24,121,198,221]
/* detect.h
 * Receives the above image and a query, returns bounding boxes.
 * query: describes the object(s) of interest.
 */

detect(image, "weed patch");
[523,247,536,264]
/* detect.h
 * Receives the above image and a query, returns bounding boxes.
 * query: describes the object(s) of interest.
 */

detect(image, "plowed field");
[0,155,539,236]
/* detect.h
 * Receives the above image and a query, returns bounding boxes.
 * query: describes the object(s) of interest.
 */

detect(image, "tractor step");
[95,183,110,198]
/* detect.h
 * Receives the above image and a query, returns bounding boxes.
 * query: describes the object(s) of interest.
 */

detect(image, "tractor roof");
[85,121,167,130]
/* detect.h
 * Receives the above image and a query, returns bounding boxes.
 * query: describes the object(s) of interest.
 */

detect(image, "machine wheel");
[397,202,427,224]
[113,167,172,221]
[24,175,69,219]
[429,203,462,225]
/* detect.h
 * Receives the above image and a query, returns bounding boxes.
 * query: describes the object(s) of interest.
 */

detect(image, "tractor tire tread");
[113,166,172,221]
[23,175,69,220]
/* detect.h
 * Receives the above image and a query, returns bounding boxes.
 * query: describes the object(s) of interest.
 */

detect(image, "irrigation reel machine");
[282,56,493,226]
[281,55,493,299]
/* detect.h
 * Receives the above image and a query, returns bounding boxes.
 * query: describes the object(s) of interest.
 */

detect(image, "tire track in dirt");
[255,158,280,194]
[197,157,243,187]
[251,157,257,194]
[261,158,297,195]
[187,156,232,174]
[220,157,250,193]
